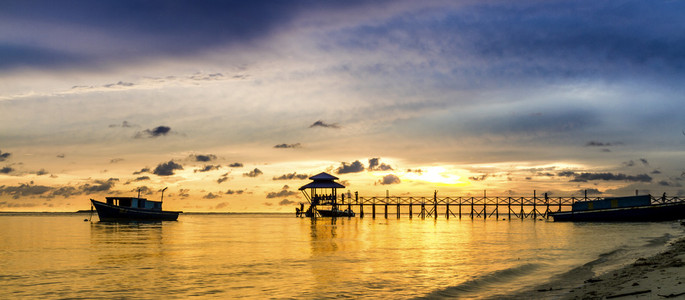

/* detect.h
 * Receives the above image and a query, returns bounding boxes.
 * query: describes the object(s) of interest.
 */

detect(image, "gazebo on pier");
[298,172,354,217]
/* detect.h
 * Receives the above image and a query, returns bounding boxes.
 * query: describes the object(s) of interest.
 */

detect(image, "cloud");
[368,158,393,171]
[133,167,151,175]
[35,169,49,176]
[134,126,172,138]
[203,192,221,199]
[309,120,340,129]
[50,186,79,198]
[585,141,621,147]
[217,173,230,184]
[56,154,65,158]
[558,171,652,183]
[266,185,299,199]
[243,168,263,177]
[639,158,649,166]
[1,166,14,174]
[0,183,53,199]
[192,154,217,162]
[215,202,230,209]
[273,172,309,180]
[279,199,298,206]
[469,174,489,181]
[110,158,124,163]
[378,174,401,185]
[80,178,119,194]
[153,161,183,176]
[229,163,244,168]
[274,143,302,149]
[226,189,245,195]
[0,150,10,161]
[109,120,136,128]
[336,160,365,174]
[195,165,221,173]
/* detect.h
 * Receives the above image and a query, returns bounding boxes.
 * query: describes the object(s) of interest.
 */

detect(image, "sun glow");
[403,167,468,186]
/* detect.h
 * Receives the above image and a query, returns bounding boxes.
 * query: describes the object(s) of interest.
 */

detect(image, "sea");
[1,213,683,299]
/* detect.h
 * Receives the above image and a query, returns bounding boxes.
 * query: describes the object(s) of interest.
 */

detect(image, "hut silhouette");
[298,172,354,217]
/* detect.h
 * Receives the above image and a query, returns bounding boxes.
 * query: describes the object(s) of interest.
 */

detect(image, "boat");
[313,207,355,218]
[549,195,685,222]
[90,194,181,221]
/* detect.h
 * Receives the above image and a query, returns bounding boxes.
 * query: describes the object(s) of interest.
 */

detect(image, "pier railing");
[332,192,685,220]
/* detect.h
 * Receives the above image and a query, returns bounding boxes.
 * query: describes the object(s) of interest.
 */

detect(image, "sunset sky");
[1,0,684,212]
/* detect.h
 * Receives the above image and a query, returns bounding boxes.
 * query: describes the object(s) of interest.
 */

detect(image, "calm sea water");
[1,213,682,299]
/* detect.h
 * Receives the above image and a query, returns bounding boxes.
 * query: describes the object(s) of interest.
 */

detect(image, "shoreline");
[505,232,685,299]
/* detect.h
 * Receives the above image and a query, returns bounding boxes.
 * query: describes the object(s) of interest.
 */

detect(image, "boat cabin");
[106,197,163,211]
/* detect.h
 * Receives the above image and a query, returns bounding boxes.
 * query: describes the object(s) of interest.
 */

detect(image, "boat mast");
[161,187,168,202]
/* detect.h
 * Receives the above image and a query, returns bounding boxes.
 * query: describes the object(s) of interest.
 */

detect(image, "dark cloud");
[639,158,649,166]
[469,174,489,181]
[243,168,263,178]
[229,163,244,168]
[135,126,171,138]
[1,166,14,174]
[133,167,151,175]
[585,141,621,147]
[195,165,221,173]
[0,150,11,161]
[336,160,365,174]
[51,186,79,198]
[35,169,49,176]
[177,189,190,198]
[378,174,401,185]
[0,183,52,199]
[273,172,309,180]
[215,202,230,209]
[406,169,424,174]
[266,185,299,199]
[192,154,217,162]
[110,158,124,163]
[80,178,119,193]
[56,154,65,158]
[310,120,340,129]
[623,160,636,167]
[131,186,153,196]
[153,161,183,176]
[217,173,230,184]
[279,199,298,206]
[368,158,393,171]
[274,143,302,149]
[559,171,652,183]
[579,188,603,195]
[109,120,136,128]
[203,192,221,199]
[226,189,245,195]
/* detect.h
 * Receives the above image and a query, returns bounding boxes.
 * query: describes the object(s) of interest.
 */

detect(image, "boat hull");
[549,202,685,222]
[317,209,355,217]
[91,199,180,221]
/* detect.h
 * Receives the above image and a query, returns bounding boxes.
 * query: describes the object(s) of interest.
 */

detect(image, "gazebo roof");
[309,172,339,181]
[298,172,345,190]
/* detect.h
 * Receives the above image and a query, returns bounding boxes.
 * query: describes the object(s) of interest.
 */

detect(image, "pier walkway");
[333,191,683,220]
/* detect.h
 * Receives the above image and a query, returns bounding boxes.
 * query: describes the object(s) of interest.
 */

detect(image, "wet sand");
[508,236,685,299]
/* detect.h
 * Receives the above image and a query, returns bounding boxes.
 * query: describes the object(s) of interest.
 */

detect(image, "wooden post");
[533,190,537,220]
[446,201,450,219]
[357,192,363,218]
[372,198,376,219]
[496,197,499,219]
[397,197,400,219]
[384,202,388,219]
[421,202,425,218]
[483,190,487,219]
[508,197,511,220]
[409,200,413,219]
[470,197,474,219]
[458,197,462,219]
[433,191,438,219]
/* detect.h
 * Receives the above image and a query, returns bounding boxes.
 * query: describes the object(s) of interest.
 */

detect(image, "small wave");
[417,263,541,299]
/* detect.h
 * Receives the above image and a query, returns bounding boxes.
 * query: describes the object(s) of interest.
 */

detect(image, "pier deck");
[330,191,684,220]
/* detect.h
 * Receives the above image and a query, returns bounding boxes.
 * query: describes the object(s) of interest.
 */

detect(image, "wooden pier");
[333,191,684,220]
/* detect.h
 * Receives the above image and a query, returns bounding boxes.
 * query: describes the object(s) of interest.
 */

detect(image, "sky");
[1,0,685,212]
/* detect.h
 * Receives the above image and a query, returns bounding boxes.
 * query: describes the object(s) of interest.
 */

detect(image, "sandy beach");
[509,234,685,299]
